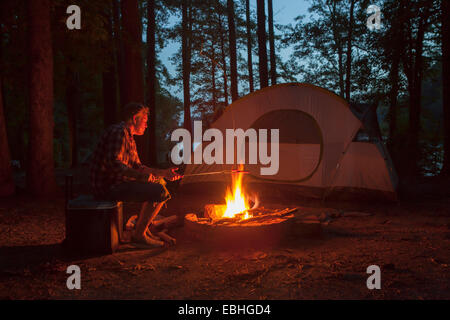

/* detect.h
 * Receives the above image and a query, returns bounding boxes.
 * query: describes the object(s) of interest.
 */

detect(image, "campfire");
[200,166,258,223]
[184,166,301,246]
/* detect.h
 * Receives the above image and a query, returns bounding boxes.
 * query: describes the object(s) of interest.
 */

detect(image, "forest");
[0,0,450,301]
[0,0,448,197]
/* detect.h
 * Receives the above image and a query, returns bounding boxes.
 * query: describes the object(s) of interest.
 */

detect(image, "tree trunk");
[103,4,117,128]
[405,9,428,177]
[338,46,344,97]
[121,0,147,163]
[211,42,217,112]
[387,0,405,151]
[0,12,14,197]
[388,54,400,150]
[227,0,238,101]
[121,0,145,104]
[146,0,157,165]
[441,0,450,176]
[182,0,192,133]
[66,65,80,168]
[344,0,354,101]
[113,0,126,113]
[328,2,344,97]
[268,0,276,85]
[0,76,14,197]
[26,0,57,196]
[256,0,268,88]
[102,69,117,128]
[218,13,229,107]
[245,0,254,93]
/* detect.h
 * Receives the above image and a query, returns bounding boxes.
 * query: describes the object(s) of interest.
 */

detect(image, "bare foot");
[132,232,164,248]
[157,230,176,246]
[145,229,161,241]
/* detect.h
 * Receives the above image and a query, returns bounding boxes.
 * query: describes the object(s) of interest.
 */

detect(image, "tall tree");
[146,0,157,165]
[121,0,148,162]
[121,0,145,104]
[278,0,357,96]
[0,77,14,197]
[329,1,345,97]
[211,39,217,113]
[102,3,118,128]
[268,0,276,85]
[0,4,14,197]
[218,11,229,106]
[386,0,406,150]
[113,0,126,112]
[182,0,192,133]
[344,0,355,101]
[441,0,450,176]
[245,0,254,92]
[65,64,80,167]
[26,0,57,196]
[402,2,432,176]
[227,0,238,101]
[256,0,268,88]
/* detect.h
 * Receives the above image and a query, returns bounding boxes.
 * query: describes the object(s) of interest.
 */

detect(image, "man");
[90,102,182,247]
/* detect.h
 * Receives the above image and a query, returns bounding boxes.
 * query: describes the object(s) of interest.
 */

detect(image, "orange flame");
[222,166,252,220]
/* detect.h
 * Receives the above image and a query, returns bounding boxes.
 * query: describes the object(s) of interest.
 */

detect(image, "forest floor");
[0,181,449,300]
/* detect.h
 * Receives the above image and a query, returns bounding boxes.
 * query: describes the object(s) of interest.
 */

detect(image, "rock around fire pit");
[184,206,322,247]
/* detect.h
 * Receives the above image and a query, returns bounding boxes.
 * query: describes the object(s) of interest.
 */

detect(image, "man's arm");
[137,166,165,182]
[140,166,183,182]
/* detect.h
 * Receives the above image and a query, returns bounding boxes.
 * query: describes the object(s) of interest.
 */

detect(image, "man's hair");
[122,102,149,121]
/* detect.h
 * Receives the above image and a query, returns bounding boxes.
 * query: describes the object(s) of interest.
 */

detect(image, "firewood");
[238,208,298,224]
[213,217,240,225]
[204,204,226,220]
[247,206,265,213]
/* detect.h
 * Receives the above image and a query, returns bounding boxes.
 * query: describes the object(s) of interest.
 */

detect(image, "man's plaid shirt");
[90,122,155,197]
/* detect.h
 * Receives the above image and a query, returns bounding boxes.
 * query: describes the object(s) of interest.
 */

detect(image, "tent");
[180,83,398,201]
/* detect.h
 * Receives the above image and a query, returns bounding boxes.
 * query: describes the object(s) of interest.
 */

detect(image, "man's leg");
[105,181,170,247]
[133,201,166,245]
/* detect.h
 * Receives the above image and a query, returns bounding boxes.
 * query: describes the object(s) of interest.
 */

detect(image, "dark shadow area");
[0,241,172,276]
[0,243,64,272]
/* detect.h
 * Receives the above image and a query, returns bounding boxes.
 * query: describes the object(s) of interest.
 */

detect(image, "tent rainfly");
[180,83,398,201]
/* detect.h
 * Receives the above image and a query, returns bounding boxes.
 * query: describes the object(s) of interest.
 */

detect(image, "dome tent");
[180,83,398,201]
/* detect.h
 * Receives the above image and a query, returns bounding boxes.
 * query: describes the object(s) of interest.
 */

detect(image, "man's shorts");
[103,182,169,203]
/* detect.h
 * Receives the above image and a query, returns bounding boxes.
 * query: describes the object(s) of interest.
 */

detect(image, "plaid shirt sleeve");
[127,137,160,183]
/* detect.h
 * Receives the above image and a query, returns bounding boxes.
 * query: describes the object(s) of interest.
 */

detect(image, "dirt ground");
[0,191,449,300]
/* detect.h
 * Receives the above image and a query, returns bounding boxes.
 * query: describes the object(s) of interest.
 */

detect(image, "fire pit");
[183,167,319,247]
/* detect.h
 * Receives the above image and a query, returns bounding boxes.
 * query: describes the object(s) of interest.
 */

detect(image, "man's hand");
[163,167,183,181]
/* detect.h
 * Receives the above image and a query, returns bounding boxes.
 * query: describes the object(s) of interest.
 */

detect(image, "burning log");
[213,217,241,225]
[238,207,299,224]
[204,204,226,220]
[247,206,265,214]
[209,207,298,225]
[184,164,321,247]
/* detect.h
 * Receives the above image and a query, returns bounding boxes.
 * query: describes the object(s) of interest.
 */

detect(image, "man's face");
[133,112,148,135]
